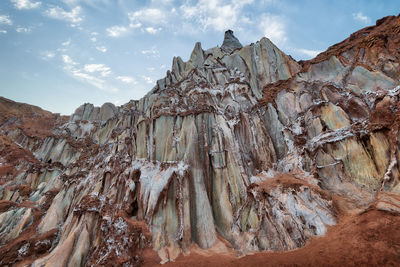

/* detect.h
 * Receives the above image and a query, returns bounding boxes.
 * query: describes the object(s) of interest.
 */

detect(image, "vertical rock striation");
[1,17,400,266]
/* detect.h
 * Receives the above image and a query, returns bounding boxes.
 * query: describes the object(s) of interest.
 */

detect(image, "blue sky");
[0,0,399,115]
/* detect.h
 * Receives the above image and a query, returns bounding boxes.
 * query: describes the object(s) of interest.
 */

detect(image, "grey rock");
[221,30,243,54]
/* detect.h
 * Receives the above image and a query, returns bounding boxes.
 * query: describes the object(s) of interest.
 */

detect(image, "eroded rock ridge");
[1,19,400,266]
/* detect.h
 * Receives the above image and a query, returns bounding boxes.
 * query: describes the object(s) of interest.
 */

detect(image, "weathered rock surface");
[221,29,243,53]
[1,17,400,266]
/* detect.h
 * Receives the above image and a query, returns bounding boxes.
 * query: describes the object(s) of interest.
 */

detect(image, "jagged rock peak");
[70,102,117,122]
[221,29,243,53]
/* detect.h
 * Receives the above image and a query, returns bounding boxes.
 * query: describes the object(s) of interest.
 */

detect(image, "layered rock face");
[1,15,400,266]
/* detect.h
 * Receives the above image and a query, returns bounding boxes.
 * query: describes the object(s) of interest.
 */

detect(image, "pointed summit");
[221,29,243,53]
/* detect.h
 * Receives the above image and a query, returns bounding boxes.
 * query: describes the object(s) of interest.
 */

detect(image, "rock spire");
[221,29,243,53]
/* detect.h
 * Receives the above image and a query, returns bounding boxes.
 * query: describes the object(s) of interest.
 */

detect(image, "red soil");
[0,96,68,139]
[140,208,400,266]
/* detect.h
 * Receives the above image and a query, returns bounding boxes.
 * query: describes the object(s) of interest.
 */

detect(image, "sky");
[0,0,399,115]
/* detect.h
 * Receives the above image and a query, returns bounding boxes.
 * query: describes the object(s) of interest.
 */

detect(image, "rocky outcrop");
[1,17,400,266]
[221,29,243,53]
[70,102,118,122]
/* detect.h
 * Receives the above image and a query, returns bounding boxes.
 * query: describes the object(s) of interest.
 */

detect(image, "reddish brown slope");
[153,208,400,267]
[0,96,68,138]
[0,97,67,184]
[301,14,400,75]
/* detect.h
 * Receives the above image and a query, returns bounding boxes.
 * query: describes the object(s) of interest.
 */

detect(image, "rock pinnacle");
[221,29,243,53]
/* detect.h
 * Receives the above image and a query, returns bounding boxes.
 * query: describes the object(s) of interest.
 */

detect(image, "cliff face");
[1,15,400,266]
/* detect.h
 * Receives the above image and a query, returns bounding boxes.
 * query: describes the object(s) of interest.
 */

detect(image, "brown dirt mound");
[0,96,68,138]
[146,208,400,267]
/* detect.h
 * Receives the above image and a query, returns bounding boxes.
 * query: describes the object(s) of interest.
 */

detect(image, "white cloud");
[116,76,137,85]
[141,46,160,58]
[261,0,278,4]
[0,30,7,34]
[352,12,371,24]
[46,52,55,58]
[105,1,253,37]
[62,0,111,8]
[259,13,287,46]
[62,39,71,46]
[297,48,322,58]
[45,6,83,24]
[126,8,167,34]
[180,0,253,31]
[11,0,41,10]
[62,54,77,65]
[71,70,108,90]
[42,51,55,60]
[106,25,129,37]
[84,63,111,77]
[128,8,166,26]
[144,27,161,34]
[96,46,107,52]
[0,15,12,25]
[61,54,118,92]
[129,22,142,29]
[142,76,154,84]
[151,0,174,5]
[15,26,31,33]
[90,32,98,42]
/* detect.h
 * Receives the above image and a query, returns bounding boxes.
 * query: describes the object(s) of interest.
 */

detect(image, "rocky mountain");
[1,14,400,266]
